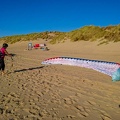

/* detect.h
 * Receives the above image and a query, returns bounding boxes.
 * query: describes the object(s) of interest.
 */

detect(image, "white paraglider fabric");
[41,57,120,82]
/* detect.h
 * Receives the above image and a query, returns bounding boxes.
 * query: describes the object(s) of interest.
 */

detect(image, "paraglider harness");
[0,51,3,62]
[0,50,14,62]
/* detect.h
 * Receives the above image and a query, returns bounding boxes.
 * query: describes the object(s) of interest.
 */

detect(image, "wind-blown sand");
[0,40,120,120]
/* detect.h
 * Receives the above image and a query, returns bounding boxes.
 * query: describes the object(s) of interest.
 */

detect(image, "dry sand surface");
[0,40,120,120]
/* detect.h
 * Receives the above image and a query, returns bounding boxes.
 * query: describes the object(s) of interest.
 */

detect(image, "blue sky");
[0,0,120,37]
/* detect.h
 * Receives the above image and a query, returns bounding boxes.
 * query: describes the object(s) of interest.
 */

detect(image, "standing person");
[0,43,12,75]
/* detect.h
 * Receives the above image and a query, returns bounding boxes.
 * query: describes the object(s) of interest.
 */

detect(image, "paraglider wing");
[41,57,120,81]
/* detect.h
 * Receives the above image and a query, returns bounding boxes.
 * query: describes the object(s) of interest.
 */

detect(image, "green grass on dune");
[0,25,120,45]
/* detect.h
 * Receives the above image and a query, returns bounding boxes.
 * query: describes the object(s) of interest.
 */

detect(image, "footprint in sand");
[100,110,111,120]
[101,115,112,120]
[63,98,73,105]
[75,105,89,118]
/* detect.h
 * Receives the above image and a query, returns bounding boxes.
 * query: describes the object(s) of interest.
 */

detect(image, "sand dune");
[0,40,120,120]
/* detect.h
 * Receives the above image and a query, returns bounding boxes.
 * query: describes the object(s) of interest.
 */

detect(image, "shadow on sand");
[14,66,44,73]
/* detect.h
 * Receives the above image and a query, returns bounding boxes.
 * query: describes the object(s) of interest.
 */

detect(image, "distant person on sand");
[0,43,12,75]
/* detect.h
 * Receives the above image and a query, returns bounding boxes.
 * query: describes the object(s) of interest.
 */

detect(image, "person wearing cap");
[0,43,12,75]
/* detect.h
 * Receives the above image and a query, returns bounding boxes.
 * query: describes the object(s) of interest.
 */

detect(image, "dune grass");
[0,25,120,45]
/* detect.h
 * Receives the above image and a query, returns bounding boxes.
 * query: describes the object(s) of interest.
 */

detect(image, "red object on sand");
[34,44,40,47]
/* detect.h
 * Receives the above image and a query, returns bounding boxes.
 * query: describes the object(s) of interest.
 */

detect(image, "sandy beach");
[0,40,120,120]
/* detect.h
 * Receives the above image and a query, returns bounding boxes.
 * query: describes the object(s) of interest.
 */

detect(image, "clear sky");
[0,0,120,37]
